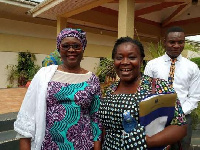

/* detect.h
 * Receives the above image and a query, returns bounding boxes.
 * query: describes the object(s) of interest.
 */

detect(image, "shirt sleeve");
[157,79,187,126]
[171,98,187,126]
[181,65,200,115]
[89,75,102,141]
[144,61,154,77]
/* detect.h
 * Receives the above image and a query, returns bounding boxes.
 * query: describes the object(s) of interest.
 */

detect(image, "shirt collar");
[163,53,182,62]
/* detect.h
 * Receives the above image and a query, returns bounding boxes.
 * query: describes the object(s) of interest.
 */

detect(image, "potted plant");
[6,51,40,88]
[25,63,40,87]
[95,57,116,96]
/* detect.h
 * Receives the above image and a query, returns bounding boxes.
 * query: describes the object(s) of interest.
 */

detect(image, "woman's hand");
[20,138,31,150]
[146,136,171,150]
[146,124,187,148]
[94,141,101,150]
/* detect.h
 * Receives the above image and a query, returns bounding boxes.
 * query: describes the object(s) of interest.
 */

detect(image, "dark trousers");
[181,114,192,150]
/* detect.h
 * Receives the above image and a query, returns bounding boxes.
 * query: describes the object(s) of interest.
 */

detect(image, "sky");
[186,35,200,42]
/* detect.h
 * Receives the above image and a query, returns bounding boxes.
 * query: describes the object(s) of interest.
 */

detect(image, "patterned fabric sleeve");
[42,49,63,67]
[89,75,102,141]
[171,98,187,126]
[105,80,119,96]
[156,78,187,126]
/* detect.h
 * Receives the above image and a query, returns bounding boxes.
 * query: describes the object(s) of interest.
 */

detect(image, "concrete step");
[0,130,19,150]
[0,112,17,132]
[195,123,200,130]
[0,112,19,150]
[191,129,200,149]
[190,146,200,150]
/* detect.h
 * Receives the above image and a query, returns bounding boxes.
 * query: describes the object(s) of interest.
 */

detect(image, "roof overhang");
[0,0,38,8]
[29,0,115,20]
[27,0,200,40]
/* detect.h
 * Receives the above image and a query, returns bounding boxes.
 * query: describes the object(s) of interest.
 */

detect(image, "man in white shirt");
[144,26,200,150]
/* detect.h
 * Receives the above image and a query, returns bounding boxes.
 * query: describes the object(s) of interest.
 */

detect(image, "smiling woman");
[113,41,142,92]
[59,36,84,72]
[14,28,102,150]
[99,36,187,150]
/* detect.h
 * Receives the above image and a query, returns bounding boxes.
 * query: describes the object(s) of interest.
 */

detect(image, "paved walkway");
[0,88,27,114]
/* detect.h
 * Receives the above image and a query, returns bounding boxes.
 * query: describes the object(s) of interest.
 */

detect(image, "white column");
[118,0,135,38]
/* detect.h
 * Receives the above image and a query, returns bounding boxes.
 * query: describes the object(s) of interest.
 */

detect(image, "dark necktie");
[168,58,177,87]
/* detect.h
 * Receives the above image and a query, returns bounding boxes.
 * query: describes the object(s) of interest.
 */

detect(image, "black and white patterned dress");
[99,75,186,150]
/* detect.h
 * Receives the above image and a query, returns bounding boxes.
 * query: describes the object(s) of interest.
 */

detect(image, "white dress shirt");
[144,53,200,115]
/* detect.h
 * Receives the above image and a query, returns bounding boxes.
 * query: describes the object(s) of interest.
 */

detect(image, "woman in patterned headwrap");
[14,28,102,150]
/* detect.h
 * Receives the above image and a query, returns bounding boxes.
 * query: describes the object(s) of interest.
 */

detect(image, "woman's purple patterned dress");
[41,73,102,150]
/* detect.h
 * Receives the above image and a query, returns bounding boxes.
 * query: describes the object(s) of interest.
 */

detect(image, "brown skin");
[146,124,187,148]
[111,42,187,148]
[164,32,185,59]
[94,141,101,150]
[113,42,142,94]
[20,138,31,150]
[58,37,87,74]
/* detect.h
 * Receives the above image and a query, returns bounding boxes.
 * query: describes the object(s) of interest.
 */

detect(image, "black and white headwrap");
[57,28,87,51]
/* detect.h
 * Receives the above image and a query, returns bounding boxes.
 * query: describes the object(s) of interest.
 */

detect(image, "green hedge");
[190,57,200,129]
[190,57,200,69]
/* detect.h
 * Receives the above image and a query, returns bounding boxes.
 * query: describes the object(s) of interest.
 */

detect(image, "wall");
[1,52,18,88]
[0,52,46,88]
[186,50,200,59]
[0,18,115,57]
[0,18,110,88]
[0,17,153,57]
[1,51,100,88]
[0,17,158,88]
